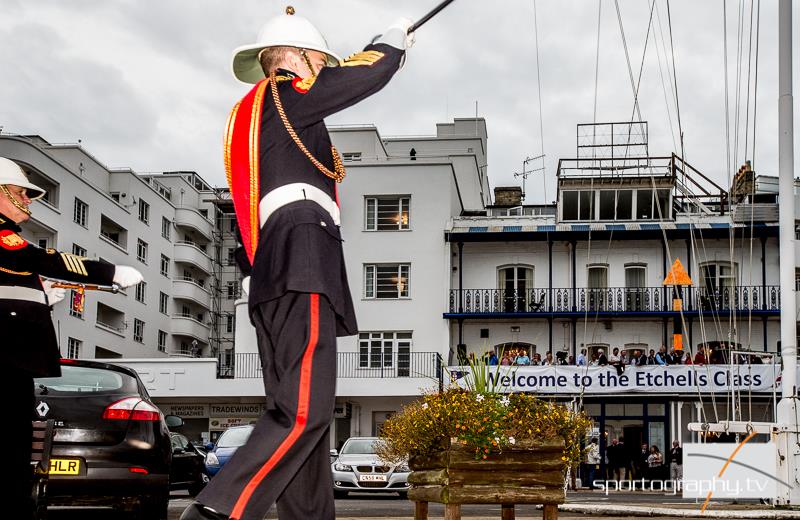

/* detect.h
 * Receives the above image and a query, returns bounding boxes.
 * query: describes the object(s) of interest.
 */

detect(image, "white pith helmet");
[231,5,341,84]
[0,157,45,200]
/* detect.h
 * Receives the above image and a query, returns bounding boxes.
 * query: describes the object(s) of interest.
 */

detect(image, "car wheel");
[333,490,348,499]
[189,473,210,496]
[137,491,169,520]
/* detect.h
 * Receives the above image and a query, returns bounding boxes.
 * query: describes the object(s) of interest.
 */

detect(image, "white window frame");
[159,292,168,314]
[160,254,170,277]
[364,196,411,231]
[161,217,171,241]
[133,319,145,344]
[73,198,88,227]
[358,331,412,368]
[69,290,83,319]
[138,199,150,225]
[135,281,146,303]
[157,330,167,352]
[363,263,410,299]
[136,239,148,264]
[67,337,82,359]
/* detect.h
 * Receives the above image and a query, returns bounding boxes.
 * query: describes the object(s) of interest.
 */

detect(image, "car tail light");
[102,397,161,421]
[129,467,149,475]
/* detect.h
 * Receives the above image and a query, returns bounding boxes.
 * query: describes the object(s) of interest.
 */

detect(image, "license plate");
[359,474,387,482]
[49,459,81,475]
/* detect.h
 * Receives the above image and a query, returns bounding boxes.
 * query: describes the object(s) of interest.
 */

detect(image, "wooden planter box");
[407,438,565,520]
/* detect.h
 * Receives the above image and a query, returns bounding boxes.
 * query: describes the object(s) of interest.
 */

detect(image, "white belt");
[259,183,341,228]
[0,286,46,304]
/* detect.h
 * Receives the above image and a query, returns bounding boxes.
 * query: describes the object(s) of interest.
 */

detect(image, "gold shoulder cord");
[269,70,346,183]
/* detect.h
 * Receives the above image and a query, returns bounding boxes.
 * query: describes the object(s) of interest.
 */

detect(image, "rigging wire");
[653,2,679,152]
[532,0,547,204]
[665,0,685,158]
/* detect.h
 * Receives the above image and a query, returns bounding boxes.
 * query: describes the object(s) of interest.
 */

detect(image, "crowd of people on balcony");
[479,344,764,368]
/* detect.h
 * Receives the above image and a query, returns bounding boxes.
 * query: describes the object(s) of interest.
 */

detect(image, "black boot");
[179,502,230,520]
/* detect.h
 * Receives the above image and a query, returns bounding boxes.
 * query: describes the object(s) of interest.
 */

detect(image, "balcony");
[447,286,780,316]
[174,241,212,274]
[174,208,213,242]
[171,314,210,341]
[172,279,211,309]
[223,352,444,383]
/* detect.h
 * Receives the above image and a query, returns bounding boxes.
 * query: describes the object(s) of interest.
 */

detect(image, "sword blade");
[408,0,458,34]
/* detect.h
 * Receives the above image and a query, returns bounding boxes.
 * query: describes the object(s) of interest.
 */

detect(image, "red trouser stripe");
[230,293,320,519]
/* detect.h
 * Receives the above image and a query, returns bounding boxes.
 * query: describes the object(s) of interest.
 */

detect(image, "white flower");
[500,396,510,407]
[508,436,516,445]
[475,394,485,402]
[421,403,429,409]
[494,436,500,442]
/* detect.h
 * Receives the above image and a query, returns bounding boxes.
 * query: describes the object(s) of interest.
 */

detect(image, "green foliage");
[377,388,592,468]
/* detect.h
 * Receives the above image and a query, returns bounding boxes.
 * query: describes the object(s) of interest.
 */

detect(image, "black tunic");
[247,43,404,336]
[0,213,115,377]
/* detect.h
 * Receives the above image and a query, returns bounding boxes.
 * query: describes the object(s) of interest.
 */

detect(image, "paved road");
[45,490,755,519]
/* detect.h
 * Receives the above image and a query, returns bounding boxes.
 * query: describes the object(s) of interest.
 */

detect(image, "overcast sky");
[1,0,799,204]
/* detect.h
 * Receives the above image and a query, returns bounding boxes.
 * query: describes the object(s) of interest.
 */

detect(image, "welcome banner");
[449,365,781,394]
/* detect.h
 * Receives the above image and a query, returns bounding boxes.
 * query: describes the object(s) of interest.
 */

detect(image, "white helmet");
[231,6,341,84]
[0,157,45,200]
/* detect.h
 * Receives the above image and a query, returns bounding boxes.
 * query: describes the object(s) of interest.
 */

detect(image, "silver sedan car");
[331,437,410,498]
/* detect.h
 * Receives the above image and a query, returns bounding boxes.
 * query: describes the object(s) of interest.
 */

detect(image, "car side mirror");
[330,449,338,457]
[173,447,185,455]
[165,415,184,428]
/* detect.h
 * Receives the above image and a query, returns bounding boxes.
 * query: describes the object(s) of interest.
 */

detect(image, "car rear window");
[217,426,253,448]
[35,365,139,394]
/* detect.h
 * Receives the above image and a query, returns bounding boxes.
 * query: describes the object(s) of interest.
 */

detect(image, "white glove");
[42,280,66,306]
[241,276,250,296]
[113,265,144,288]
[375,17,415,50]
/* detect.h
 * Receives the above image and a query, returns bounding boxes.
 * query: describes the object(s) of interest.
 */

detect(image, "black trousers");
[7,371,34,518]
[198,292,337,520]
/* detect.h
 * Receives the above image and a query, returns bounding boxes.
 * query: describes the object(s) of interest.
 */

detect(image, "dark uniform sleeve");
[283,43,405,127]
[0,230,115,285]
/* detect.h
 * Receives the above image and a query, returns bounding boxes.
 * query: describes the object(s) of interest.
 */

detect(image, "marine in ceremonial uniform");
[0,157,144,518]
[182,7,414,520]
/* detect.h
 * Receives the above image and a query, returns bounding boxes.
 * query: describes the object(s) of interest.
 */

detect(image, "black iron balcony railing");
[448,286,780,314]
[217,352,444,384]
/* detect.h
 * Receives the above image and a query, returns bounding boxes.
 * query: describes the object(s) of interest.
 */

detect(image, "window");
[73,198,88,227]
[229,217,237,232]
[199,209,208,218]
[158,330,167,353]
[587,264,609,311]
[162,217,171,240]
[136,239,148,264]
[227,281,239,300]
[700,262,737,293]
[358,332,412,369]
[498,265,535,312]
[135,281,146,303]
[561,191,594,221]
[69,290,83,318]
[159,292,168,314]
[160,254,170,277]
[37,238,49,249]
[67,337,82,359]
[226,314,235,333]
[110,192,121,203]
[625,264,647,311]
[133,319,145,343]
[72,244,87,257]
[227,248,236,266]
[364,264,410,299]
[343,152,362,162]
[138,199,150,224]
[364,196,410,231]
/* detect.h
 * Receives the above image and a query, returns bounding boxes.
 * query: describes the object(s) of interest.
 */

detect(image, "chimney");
[493,186,523,207]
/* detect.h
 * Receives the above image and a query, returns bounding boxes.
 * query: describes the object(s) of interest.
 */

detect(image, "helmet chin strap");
[299,49,317,78]
[0,185,31,216]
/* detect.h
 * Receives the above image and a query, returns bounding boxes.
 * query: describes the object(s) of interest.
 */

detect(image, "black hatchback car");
[33,359,174,519]
[170,432,209,496]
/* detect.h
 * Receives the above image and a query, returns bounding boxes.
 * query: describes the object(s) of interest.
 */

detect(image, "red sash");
[223,79,269,264]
